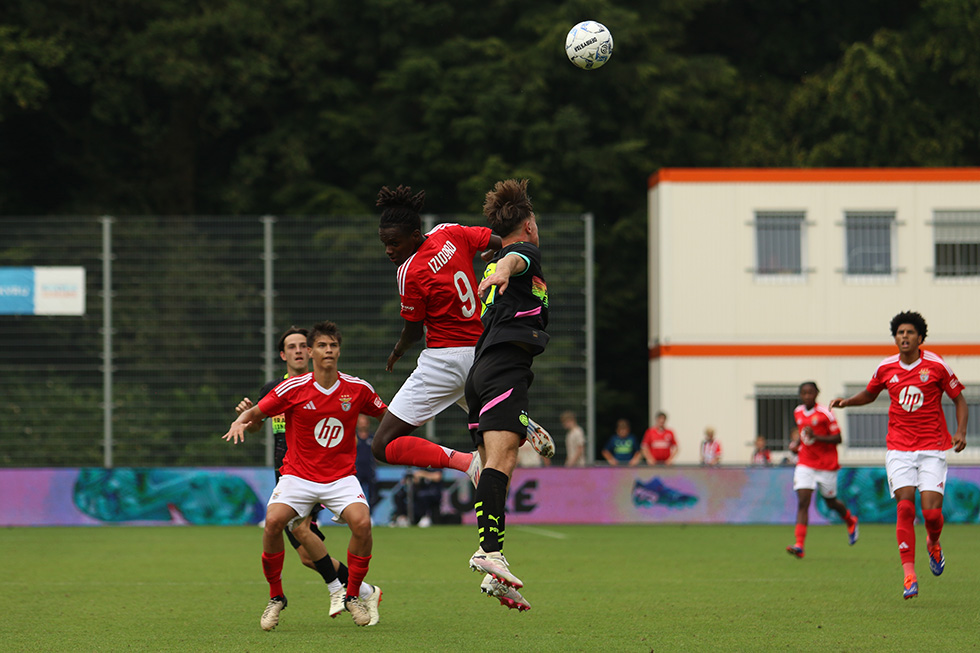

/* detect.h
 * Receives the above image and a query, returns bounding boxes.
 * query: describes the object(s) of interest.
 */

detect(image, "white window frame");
[754,385,799,453]
[843,210,897,280]
[932,209,980,279]
[752,210,807,282]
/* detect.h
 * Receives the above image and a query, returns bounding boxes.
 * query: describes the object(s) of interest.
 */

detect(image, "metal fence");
[0,214,593,467]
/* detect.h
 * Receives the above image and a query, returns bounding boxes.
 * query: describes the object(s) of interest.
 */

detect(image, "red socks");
[346,552,371,600]
[896,500,916,565]
[262,550,286,598]
[384,437,471,472]
[922,508,944,546]
[794,524,807,548]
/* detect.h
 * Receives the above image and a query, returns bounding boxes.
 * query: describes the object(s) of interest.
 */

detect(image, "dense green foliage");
[2,523,978,651]
[3,0,980,434]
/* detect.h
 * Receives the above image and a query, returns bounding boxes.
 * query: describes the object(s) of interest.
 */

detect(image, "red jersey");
[396,223,492,348]
[700,440,721,465]
[793,403,841,471]
[257,372,387,484]
[866,350,963,451]
[641,427,677,462]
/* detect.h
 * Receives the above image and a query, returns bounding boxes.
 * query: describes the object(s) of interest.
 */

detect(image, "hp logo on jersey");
[898,385,925,413]
[314,417,345,448]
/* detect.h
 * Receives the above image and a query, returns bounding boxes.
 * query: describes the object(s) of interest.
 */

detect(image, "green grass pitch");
[1,523,978,652]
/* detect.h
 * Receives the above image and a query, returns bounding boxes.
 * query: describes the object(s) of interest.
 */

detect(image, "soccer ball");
[564,21,614,70]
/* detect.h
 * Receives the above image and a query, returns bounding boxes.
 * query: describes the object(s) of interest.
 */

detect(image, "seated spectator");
[751,435,772,466]
[391,468,443,527]
[641,411,678,465]
[700,427,722,467]
[602,418,642,466]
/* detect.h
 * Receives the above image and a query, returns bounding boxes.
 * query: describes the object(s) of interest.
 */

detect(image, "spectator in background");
[391,468,444,527]
[602,418,642,466]
[355,414,378,513]
[700,427,722,467]
[561,411,586,467]
[641,411,678,465]
[751,436,772,466]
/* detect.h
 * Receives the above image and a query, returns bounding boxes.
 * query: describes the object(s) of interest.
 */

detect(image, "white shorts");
[793,465,839,498]
[885,450,947,497]
[268,474,368,527]
[387,346,473,426]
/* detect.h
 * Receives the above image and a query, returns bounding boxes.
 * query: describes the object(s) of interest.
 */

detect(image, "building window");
[934,210,980,278]
[845,211,895,275]
[942,386,980,446]
[755,385,799,452]
[755,211,804,275]
[842,382,889,448]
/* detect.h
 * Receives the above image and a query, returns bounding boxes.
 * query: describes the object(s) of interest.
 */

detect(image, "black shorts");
[465,343,534,447]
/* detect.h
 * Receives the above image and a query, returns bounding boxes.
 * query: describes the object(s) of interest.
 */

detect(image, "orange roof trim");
[648,168,980,189]
[650,343,980,359]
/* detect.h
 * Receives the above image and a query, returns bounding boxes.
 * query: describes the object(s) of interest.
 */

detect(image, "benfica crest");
[339,394,353,411]
[919,369,930,383]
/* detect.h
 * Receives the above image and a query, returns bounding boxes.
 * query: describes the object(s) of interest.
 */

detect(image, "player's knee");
[264,517,289,537]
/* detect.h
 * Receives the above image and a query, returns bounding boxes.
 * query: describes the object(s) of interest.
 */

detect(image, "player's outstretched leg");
[903,575,918,600]
[922,507,945,576]
[847,516,859,545]
[466,450,483,488]
[260,595,287,630]
[328,586,346,618]
[927,543,945,577]
[525,418,555,458]
[364,585,383,626]
[470,547,524,588]
[481,573,531,611]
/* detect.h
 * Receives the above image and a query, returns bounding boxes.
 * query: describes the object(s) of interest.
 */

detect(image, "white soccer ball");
[565,21,614,70]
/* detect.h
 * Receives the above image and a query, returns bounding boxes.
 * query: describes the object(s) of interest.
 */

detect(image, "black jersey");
[258,375,289,468]
[475,241,550,360]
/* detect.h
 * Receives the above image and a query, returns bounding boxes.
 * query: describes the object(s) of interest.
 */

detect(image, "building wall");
[648,169,980,465]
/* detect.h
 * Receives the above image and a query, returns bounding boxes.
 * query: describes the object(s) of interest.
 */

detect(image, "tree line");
[2,0,979,436]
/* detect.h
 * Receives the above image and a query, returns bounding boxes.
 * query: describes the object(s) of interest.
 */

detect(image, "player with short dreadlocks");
[373,185,555,540]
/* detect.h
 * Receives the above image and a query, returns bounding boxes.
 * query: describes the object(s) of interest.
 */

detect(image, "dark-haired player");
[830,311,968,600]
[465,179,550,613]
[373,185,554,490]
[234,327,352,614]
[225,322,385,629]
[785,380,858,559]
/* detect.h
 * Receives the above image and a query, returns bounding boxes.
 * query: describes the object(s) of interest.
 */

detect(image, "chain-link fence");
[1,215,593,467]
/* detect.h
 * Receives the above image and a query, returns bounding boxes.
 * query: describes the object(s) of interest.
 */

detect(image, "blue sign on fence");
[0,267,85,315]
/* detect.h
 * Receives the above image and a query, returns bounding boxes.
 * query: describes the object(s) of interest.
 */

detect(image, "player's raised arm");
[234,397,265,433]
[478,252,528,296]
[829,389,878,410]
[480,234,504,262]
[223,405,268,444]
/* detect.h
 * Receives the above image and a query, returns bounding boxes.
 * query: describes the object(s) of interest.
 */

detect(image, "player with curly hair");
[831,311,968,600]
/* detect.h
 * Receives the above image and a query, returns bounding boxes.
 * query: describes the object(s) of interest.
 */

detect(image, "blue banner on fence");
[0,267,86,315]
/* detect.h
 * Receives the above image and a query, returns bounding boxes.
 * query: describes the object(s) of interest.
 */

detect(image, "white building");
[648,168,980,465]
